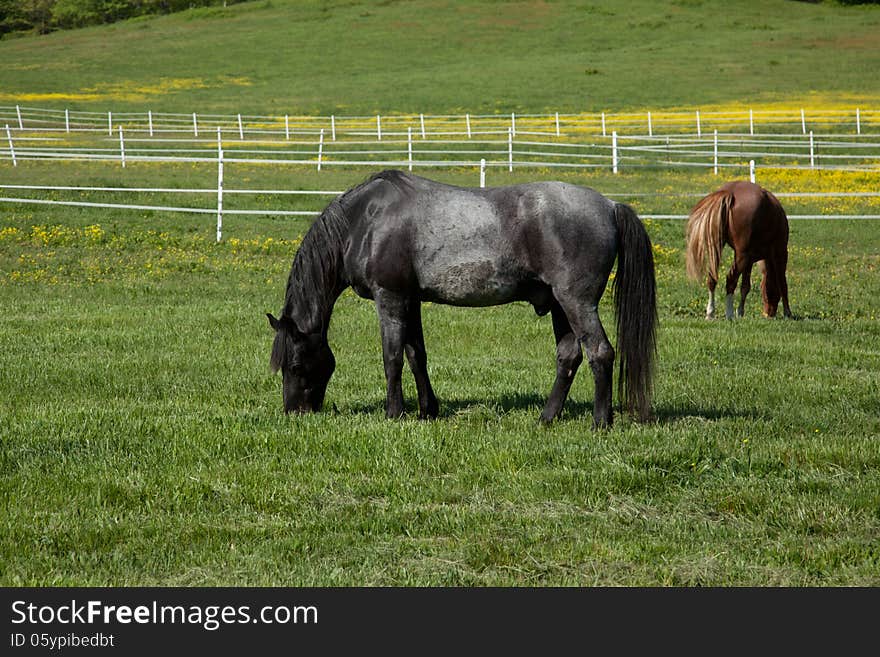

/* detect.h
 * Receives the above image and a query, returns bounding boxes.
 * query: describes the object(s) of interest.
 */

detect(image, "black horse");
[268,170,657,428]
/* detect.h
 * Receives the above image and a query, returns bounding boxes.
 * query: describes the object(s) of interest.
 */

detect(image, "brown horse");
[686,180,792,319]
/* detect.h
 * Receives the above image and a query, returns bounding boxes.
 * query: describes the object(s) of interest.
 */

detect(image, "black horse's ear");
[267,313,282,331]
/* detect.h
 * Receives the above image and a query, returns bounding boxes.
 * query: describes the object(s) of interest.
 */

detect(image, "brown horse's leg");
[761,268,778,317]
[404,300,439,419]
[780,277,793,318]
[762,252,792,318]
[705,274,718,319]
[725,252,749,320]
[738,259,754,317]
[540,302,584,424]
[778,251,793,318]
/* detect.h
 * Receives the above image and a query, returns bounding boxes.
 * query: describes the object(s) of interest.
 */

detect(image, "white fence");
[4,128,880,174]
[3,180,879,243]
[2,104,880,173]
[2,104,878,138]
[2,105,879,241]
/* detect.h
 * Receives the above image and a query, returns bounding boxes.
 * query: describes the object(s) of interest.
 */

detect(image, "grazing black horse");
[268,170,657,428]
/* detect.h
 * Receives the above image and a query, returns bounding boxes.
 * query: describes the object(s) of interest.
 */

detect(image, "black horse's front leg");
[404,300,439,420]
[375,290,407,418]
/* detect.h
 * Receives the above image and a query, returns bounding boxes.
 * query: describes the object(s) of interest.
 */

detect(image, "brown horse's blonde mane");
[685,190,731,283]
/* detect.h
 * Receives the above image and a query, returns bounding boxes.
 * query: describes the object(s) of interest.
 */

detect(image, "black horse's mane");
[281,170,412,334]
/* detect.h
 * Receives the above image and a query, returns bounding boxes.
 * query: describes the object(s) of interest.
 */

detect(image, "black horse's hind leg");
[374,290,408,418]
[404,300,439,419]
[539,302,583,424]
[555,296,614,429]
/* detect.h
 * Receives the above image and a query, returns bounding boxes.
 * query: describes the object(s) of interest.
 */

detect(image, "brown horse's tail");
[685,190,731,284]
[613,203,657,422]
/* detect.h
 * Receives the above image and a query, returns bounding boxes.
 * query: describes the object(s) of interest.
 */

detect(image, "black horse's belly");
[418,259,523,306]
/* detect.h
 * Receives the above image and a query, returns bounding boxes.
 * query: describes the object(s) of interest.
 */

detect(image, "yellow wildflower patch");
[760,168,880,193]
[0,76,252,104]
[651,242,679,265]
[0,223,302,286]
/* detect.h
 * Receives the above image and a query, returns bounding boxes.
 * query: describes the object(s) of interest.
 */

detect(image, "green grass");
[1,0,879,586]
[1,0,879,114]
[1,163,879,586]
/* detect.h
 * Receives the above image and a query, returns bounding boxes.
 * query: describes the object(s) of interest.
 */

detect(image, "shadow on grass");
[344,392,580,420]
[343,394,760,425]
[652,402,766,424]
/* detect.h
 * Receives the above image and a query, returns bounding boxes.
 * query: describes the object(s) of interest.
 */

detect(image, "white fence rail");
[2,104,880,174]
[2,104,879,241]
[2,105,878,138]
[3,130,880,173]
[3,182,879,243]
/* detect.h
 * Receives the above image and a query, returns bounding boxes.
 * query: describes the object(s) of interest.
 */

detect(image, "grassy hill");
[1,0,879,115]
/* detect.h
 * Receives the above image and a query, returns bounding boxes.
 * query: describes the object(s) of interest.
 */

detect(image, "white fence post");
[407,127,413,171]
[713,129,718,175]
[108,111,113,136]
[376,114,382,141]
[216,127,223,243]
[555,112,560,137]
[119,126,126,168]
[480,158,486,188]
[612,131,618,174]
[148,110,154,137]
[648,111,653,137]
[511,112,516,138]
[696,110,701,137]
[331,115,336,141]
[749,108,754,135]
[317,128,324,171]
[809,130,815,169]
[420,113,426,139]
[285,115,290,140]
[856,108,861,135]
[601,112,606,137]
[466,113,471,139]
[237,113,244,140]
[65,109,70,134]
[6,125,16,167]
[801,108,806,134]
[508,126,513,172]
[16,105,23,130]
[192,113,198,137]
[749,159,756,184]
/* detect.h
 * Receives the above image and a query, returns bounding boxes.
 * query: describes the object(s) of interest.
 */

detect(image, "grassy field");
[1,0,879,586]
[1,0,880,115]
[1,163,878,586]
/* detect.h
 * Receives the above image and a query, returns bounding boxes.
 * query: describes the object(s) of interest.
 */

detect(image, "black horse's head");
[267,313,335,414]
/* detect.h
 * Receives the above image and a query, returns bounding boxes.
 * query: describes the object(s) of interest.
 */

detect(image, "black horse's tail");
[612,203,657,421]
